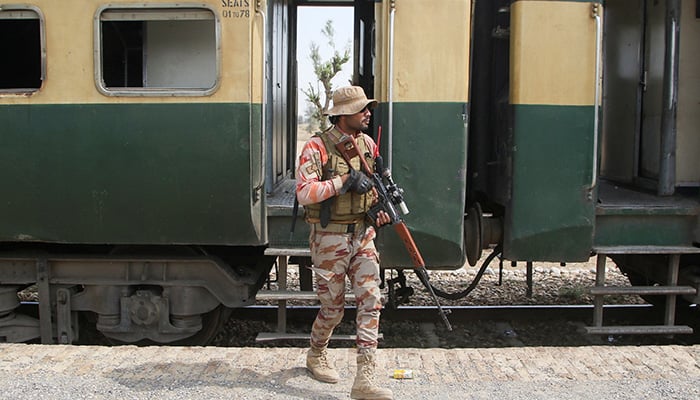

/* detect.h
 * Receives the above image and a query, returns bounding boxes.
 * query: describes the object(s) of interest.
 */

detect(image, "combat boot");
[306,345,339,383]
[350,350,393,400]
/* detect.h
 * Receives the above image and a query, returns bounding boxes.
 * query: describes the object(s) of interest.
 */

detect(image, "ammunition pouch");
[304,128,375,225]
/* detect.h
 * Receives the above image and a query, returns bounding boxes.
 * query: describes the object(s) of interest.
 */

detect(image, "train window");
[95,6,219,96]
[0,7,45,93]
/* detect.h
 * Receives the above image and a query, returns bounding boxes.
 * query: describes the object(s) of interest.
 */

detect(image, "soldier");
[296,86,393,400]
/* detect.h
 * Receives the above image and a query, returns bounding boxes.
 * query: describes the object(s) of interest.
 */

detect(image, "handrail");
[253,1,266,197]
[591,4,602,191]
[387,0,396,170]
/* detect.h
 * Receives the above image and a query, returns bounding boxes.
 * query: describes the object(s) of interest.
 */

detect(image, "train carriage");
[0,0,272,344]
[0,0,699,345]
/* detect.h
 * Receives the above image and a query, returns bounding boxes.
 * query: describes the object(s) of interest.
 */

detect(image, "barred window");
[96,6,219,96]
[0,7,44,93]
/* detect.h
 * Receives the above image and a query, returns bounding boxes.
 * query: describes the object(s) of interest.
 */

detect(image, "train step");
[259,247,360,342]
[264,247,311,257]
[587,249,696,336]
[256,332,384,342]
[256,332,354,342]
[256,290,355,302]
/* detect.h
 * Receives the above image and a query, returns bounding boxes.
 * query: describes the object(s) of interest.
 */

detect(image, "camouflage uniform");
[308,223,382,349]
[296,128,382,350]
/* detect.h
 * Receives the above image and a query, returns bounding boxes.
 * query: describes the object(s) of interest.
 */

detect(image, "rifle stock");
[393,222,452,331]
[393,222,424,267]
[335,134,452,331]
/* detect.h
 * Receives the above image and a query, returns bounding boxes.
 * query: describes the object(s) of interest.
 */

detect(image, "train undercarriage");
[0,246,274,344]
[1,251,699,345]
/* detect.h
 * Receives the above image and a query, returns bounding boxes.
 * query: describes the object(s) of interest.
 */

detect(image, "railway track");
[232,303,657,324]
[217,303,700,348]
[15,301,700,347]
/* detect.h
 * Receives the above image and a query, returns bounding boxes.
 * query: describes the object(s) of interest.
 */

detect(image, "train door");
[601,0,659,187]
[602,0,699,194]
[599,0,645,184]
[499,1,599,262]
[638,2,665,184]
[265,0,293,192]
[638,0,698,192]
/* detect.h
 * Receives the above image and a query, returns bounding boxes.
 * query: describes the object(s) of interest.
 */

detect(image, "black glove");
[341,168,373,194]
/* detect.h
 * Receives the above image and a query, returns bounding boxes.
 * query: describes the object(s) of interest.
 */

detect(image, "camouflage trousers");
[308,223,382,350]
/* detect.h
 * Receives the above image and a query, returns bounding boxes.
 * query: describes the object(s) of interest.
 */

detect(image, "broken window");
[97,7,219,95]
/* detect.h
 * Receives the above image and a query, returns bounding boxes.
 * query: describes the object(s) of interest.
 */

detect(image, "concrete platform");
[0,344,699,399]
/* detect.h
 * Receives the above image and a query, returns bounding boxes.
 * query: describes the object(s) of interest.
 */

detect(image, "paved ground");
[0,344,699,399]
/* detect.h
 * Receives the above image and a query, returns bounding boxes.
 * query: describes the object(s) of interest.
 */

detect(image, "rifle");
[335,134,452,331]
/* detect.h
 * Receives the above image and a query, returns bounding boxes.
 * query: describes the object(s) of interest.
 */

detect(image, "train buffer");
[256,247,379,342]
[586,246,700,336]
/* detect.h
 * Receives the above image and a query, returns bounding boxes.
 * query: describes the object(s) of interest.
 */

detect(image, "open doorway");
[601,0,700,193]
[265,0,374,194]
[295,5,355,165]
[264,0,375,249]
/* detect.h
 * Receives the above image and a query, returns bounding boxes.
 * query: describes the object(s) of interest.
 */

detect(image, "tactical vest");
[304,127,376,224]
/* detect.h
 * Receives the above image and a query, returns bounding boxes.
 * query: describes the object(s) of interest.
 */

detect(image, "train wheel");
[167,305,233,346]
[98,245,234,345]
[79,305,233,346]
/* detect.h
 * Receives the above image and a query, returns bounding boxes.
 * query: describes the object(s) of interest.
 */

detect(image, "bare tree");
[301,20,351,133]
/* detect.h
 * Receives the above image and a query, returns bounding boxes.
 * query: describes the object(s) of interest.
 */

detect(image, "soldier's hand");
[342,169,373,194]
[374,211,392,227]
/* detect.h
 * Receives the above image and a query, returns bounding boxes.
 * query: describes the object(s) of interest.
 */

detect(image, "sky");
[296,6,354,120]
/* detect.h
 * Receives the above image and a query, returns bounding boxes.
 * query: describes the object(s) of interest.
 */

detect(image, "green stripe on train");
[0,103,264,245]
[373,102,468,269]
[505,104,596,262]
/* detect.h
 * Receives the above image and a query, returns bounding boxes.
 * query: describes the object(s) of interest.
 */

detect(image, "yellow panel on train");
[510,0,599,106]
[1,0,259,104]
[375,0,470,103]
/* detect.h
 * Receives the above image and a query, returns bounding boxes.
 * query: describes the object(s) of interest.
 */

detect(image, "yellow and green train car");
[0,0,271,344]
[0,1,266,245]
[1,0,699,344]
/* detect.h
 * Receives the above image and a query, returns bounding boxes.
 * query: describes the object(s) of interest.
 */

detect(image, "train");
[0,0,698,345]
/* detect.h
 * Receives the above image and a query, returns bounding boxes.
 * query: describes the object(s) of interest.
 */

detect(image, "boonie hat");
[324,86,378,116]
